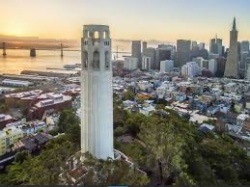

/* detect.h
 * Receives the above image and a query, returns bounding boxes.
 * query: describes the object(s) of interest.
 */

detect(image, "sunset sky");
[1,0,250,47]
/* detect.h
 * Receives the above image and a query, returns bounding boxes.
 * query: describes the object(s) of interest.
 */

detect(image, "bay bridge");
[1,42,131,57]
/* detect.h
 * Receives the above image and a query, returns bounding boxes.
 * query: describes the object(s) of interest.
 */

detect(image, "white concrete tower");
[81,25,114,159]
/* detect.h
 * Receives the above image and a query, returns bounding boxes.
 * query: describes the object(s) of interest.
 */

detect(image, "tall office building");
[210,35,223,56]
[241,41,250,53]
[224,18,239,78]
[132,41,142,69]
[144,47,156,70]
[192,41,198,51]
[81,25,114,159]
[240,41,250,77]
[155,44,174,70]
[142,41,147,54]
[175,39,191,68]
[142,56,151,71]
[245,57,250,79]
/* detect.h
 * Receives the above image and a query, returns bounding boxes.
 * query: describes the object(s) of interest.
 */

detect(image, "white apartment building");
[142,56,151,71]
[181,61,201,77]
[124,57,138,70]
[160,60,174,73]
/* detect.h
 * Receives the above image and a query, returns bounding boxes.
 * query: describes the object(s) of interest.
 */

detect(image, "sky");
[0,0,250,47]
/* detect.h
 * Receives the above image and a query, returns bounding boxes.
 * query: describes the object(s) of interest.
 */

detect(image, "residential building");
[0,114,14,130]
[123,57,138,70]
[181,61,200,77]
[160,60,174,73]
[0,126,24,156]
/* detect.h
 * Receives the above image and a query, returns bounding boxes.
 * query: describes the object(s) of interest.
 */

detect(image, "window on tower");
[105,51,110,70]
[93,51,100,69]
[83,51,88,69]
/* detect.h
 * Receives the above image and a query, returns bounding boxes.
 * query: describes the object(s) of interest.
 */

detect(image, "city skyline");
[0,0,250,47]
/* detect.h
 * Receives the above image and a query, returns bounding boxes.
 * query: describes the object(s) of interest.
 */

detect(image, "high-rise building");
[216,57,227,77]
[224,18,239,78]
[241,41,250,53]
[132,41,142,69]
[175,39,191,68]
[208,59,218,75]
[198,43,205,50]
[81,25,114,159]
[142,41,147,54]
[142,56,151,71]
[155,45,173,70]
[192,41,198,51]
[240,41,250,77]
[192,57,209,70]
[210,35,223,56]
[245,57,250,79]
[143,47,156,70]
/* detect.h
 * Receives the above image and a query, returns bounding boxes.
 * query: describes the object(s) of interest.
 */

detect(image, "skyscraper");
[142,41,147,54]
[155,44,174,70]
[175,39,191,68]
[144,47,156,69]
[210,35,223,56]
[81,25,114,159]
[240,41,250,77]
[192,41,198,51]
[132,41,142,69]
[224,18,239,78]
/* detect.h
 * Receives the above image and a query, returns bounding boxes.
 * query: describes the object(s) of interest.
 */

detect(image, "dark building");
[192,41,198,51]
[216,57,227,77]
[224,48,229,58]
[155,49,172,70]
[142,41,147,54]
[175,39,191,68]
[131,41,142,69]
[190,48,209,60]
[210,37,223,56]
[222,46,225,56]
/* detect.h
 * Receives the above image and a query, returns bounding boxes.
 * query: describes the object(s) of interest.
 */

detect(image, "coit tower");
[81,25,114,159]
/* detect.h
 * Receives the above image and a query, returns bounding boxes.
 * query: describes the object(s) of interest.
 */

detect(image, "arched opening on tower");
[105,51,110,70]
[93,51,100,69]
[83,51,88,69]
[84,30,90,38]
[94,31,99,39]
[103,31,108,39]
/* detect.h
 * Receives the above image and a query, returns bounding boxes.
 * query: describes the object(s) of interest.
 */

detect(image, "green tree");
[82,153,150,185]
[138,116,194,185]
[58,109,80,133]
[123,88,135,101]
